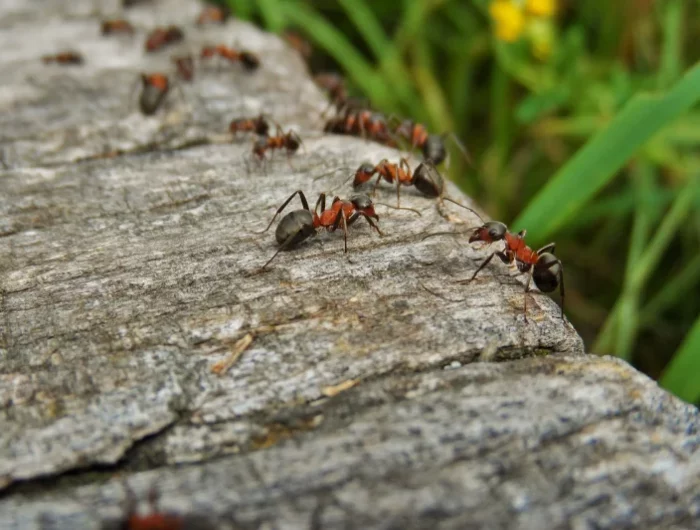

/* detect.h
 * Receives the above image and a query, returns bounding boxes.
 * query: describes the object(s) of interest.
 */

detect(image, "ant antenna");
[439,197,485,223]
[373,202,422,216]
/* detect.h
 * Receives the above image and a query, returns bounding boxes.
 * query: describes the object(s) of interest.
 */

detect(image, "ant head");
[533,253,561,293]
[469,221,507,243]
[411,162,443,198]
[275,210,316,246]
[353,163,375,187]
[350,193,378,220]
[423,134,447,166]
[240,51,260,71]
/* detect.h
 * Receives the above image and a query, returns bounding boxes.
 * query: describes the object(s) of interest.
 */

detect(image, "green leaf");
[257,0,285,32]
[513,63,700,246]
[660,315,700,404]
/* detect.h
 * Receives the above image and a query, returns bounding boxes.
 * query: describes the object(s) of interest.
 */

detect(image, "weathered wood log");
[1,1,698,529]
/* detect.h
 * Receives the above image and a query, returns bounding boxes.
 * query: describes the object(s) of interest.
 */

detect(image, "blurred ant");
[200,45,260,71]
[172,55,194,82]
[283,30,313,61]
[101,481,216,530]
[394,120,471,167]
[325,109,395,147]
[229,114,269,136]
[138,73,171,115]
[352,158,444,207]
[196,4,229,25]
[252,127,302,160]
[42,52,83,65]
[314,73,346,109]
[257,190,382,270]
[145,26,184,52]
[123,0,152,6]
[423,205,565,319]
[101,19,134,35]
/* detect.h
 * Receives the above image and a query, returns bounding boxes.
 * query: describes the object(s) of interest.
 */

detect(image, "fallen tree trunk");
[0,1,698,529]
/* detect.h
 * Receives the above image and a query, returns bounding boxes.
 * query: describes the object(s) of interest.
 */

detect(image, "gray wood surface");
[1,1,698,529]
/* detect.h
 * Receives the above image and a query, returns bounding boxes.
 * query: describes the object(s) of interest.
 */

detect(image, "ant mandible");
[257,190,382,270]
[229,114,269,136]
[423,205,565,319]
[352,158,444,207]
[252,127,302,160]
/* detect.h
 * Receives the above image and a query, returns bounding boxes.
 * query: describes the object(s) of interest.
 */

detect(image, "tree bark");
[1,1,698,529]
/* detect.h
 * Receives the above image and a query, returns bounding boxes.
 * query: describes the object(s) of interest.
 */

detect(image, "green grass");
[224,0,700,405]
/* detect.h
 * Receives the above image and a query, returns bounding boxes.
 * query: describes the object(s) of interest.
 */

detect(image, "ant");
[101,19,134,35]
[352,158,444,207]
[325,108,395,147]
[200,45,260,71]
[423,205,565,319]
[123,0,152,6]
[101,481,217,530]
[196,4,229,25]
[42,52,83,65]
[314,72,346,110]
[138,73,170,116]
[283,30,313,61]
[172,55,194,82]
[252,127,302,160]
[394,120,471,167]
[257,190,382,270]
[229,114,269,136]
[145,26,184,53]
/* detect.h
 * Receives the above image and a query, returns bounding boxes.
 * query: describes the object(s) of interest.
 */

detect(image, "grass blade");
[660,315,700,404]
[513,63,700,246]
[278,3,394,111]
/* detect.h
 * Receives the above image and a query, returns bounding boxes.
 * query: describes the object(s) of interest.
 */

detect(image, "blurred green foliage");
[223,0,700,403]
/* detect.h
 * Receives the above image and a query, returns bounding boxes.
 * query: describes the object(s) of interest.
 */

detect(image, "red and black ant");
[200,45,260,71]
[101,481,217,530]
[257,190,382,269]
[423,205,565,319]
[314,72,347,111]
[394,119,471,167]
[172,55,194,82]
[229,114,269,136]
[138,73,170,115]
[252,127,302,160]
[145,26,184,53]
[351,158,444,207]
[325,108,395,147]
[101,19,134,35]
[42,52,83,65]
[196,4,229,25]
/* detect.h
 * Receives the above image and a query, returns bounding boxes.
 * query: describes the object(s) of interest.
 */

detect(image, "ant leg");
[523,270,533,322]
[446,131,473,167]
[371,173,384,197]
[255,190,310,234]
[457,250,510,284]
[352,212,383,236]
[314,193,327,215]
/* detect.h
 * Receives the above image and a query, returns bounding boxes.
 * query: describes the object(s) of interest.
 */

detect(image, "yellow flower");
[525,0,556,17]
[489,0,526,42]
